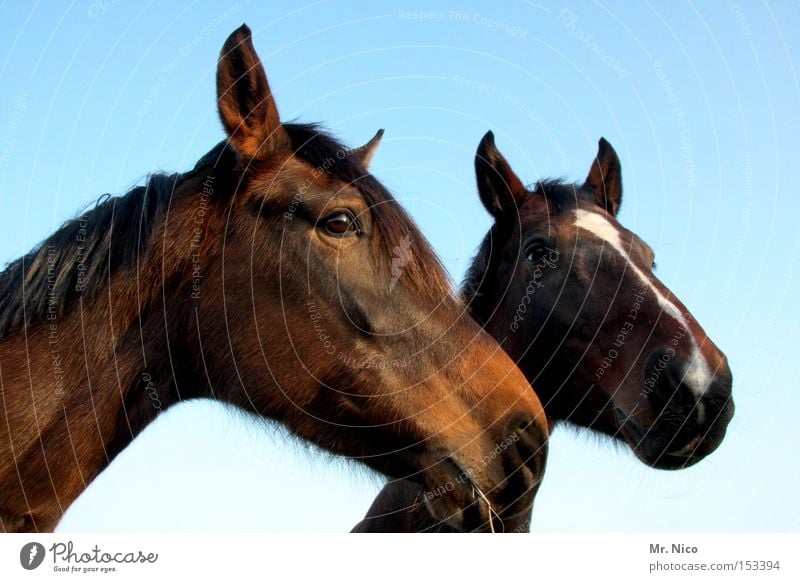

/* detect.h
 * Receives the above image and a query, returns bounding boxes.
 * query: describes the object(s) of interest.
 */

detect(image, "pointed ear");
[348,129,384,169]
[216,24,289,159]
[584,138,622,216]
[475,131,527,219]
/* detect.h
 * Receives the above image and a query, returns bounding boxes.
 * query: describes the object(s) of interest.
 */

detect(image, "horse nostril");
[504,413,541,448]
[503,413,548,479]
[644,349,698,413]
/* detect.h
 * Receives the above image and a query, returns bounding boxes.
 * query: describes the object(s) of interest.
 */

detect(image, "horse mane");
[0,124,454,340]
[0,141,231,340]
[462,178,591,308]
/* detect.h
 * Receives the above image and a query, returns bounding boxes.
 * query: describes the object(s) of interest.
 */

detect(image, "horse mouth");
[612,407,719,470]
[420,456,496,531]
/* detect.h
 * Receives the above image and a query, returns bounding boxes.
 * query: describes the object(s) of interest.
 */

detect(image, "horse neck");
[35,196,202,467]
[0,168,235,530]
[97,196,216,453]
[0,250,184,529]
[461,259,561,425]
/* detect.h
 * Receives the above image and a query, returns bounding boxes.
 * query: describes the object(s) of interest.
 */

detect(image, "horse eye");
[323,212,359,237]
[525,244,547,264]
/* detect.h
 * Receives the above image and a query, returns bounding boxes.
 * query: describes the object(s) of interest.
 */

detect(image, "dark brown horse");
[0,27,548,533]
[353,131,734,532]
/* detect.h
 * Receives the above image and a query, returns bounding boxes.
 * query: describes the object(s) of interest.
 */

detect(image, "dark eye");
[524,242,549,264]
[322,211,359,237]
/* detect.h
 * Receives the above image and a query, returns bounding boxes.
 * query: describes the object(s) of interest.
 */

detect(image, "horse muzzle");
[420,413,548,532]
[616,349,734,470]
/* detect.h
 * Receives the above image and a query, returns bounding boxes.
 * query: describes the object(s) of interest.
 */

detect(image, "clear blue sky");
[0,1,797,531]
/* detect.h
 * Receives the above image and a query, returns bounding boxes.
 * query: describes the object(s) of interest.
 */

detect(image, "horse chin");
[418,458,494,532]
[422,491,496,533]
[613,407,723,470]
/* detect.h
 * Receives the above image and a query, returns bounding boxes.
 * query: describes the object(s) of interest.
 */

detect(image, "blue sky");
[0,1,798,531]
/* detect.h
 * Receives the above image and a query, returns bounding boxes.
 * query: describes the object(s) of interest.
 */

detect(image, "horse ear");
[475,131,527,219]
[348,129,384,169]
[216,24,289,159]
[584,138,622,216]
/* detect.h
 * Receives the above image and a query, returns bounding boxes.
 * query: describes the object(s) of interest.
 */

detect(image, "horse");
[353,131,734,532]
[0,26,548,533]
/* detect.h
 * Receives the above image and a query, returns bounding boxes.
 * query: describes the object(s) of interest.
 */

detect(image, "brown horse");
[353,131,734,532]
[0,27,548,533]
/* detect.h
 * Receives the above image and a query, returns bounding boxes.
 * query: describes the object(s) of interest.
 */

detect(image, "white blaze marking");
[574,209,713,404]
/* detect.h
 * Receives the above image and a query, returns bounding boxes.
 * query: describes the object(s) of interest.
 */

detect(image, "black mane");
[0,141,229,339]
